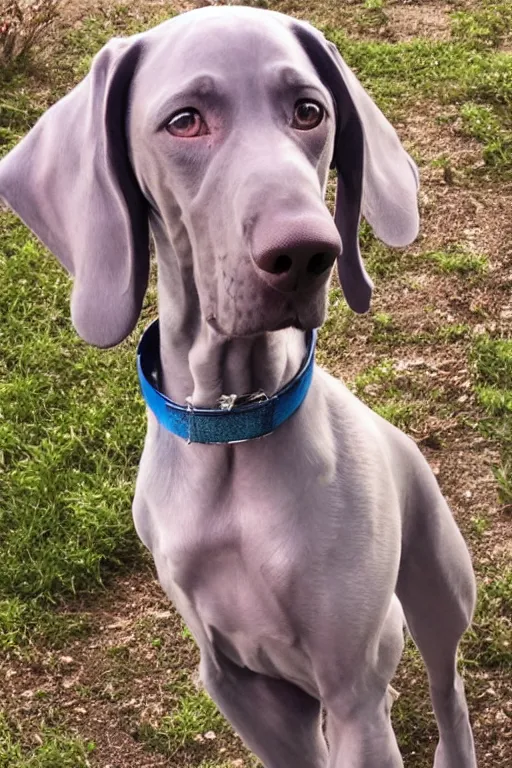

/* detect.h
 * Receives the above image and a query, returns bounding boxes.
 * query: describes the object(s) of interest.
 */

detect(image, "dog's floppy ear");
[292,24,419,313]
[0,38,149,347]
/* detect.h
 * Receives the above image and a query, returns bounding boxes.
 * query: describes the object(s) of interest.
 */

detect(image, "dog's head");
[0,7,419,346]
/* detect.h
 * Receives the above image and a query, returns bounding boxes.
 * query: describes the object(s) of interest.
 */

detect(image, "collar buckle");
[218,390,268,411]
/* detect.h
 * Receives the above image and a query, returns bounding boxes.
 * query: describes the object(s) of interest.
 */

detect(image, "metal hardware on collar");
[136,319,317,445]
[218,394,238,411]
[218,390,268,411]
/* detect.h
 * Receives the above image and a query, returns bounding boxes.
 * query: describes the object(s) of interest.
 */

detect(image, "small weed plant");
[0,0,60,66]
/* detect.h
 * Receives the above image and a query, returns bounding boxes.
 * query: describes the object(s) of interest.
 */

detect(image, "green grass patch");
[137,686,229,756]
[460,102,512,172]
[326,34,512,111]
[436,323,471,342]
[0,72,47,152]
[421,246,488,276]
[494,461,512,507]
[359,221,408,279]
[392,639,436,763]
[352,359,435,431]
[451,2,512,51]
[61,5,176,80]
[470,335,512,503]
[356,0,389,34]
[477,385,512,413]
[0,597,91,652]
[462,567,512,669]
[472,337,512,392]
[469,514,490,537]
[371,400,417,430]
[0,712,95,768]
[324,28,512,176]
[0,216,148,634]
[317,286,352,365]
[370,316,470,346]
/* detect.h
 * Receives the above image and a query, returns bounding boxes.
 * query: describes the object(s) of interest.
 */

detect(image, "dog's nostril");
[272,254,293,274]
[307,252,332,276]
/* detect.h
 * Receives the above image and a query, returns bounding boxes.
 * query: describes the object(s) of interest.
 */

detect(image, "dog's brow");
[270,64,327,104]
[277,65,315,89]
[152,75,222,129]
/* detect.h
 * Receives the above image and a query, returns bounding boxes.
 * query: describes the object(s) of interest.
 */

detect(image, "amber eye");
[292,100,324,130]
[166,109,207,137]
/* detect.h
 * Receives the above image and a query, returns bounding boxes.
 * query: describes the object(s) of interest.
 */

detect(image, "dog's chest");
[151,490,316,687]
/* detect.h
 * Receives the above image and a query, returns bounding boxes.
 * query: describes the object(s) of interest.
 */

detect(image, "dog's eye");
[292,100,324,130]
[166,109,208,137]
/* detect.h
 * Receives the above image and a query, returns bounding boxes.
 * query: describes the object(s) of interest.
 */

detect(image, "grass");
[359,221,408,279]
[324,27,512,177]
[316,286,351,365]
[465,333,512,669]
[0,713,95,768]
[462,568,512,669]
[0,4,166,653]
[391,640,437,761]
[355,230,487,282]
[369,316,471,345]
[137,686,229,757]
[451,1,512,51]
[0,218,148,611]
[421,246,488,276]
[328,34,512,109]
[0,597,91,651]
[356,0,388,33]
[350,358,447,431]
[460,102,512,171]
[471,335,512,504]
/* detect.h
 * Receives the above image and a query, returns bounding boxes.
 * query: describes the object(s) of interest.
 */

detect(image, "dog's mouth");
[206,313,300,337]
[206,304,321,338]
[205,273,330,337]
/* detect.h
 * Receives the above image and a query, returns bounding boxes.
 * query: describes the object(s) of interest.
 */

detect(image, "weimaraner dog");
[0,7,477,767]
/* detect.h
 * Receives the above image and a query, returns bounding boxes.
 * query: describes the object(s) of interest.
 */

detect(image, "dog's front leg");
[200,649,328,768]
[315,595,405,768]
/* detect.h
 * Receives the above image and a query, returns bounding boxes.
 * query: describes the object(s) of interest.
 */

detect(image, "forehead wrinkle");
[268,63,331,106]
[179,74,217,98]
[274,64,317,89]
[149,74,225,129]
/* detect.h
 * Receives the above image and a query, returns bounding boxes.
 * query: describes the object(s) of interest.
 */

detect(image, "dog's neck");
[153,234,307,409]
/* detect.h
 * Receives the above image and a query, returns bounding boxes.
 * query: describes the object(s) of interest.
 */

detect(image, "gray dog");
[0,7,477,767]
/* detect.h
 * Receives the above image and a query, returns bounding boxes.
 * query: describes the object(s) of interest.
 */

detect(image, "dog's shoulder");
[316,366,434,482]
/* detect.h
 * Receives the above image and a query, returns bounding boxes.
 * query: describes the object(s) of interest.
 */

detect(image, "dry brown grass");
[0,0,61,64]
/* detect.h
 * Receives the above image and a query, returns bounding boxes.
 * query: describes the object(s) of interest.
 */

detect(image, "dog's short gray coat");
[0,7,477,767]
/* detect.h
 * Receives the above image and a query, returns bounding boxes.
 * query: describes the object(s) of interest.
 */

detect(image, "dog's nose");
[251,220,340,292]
